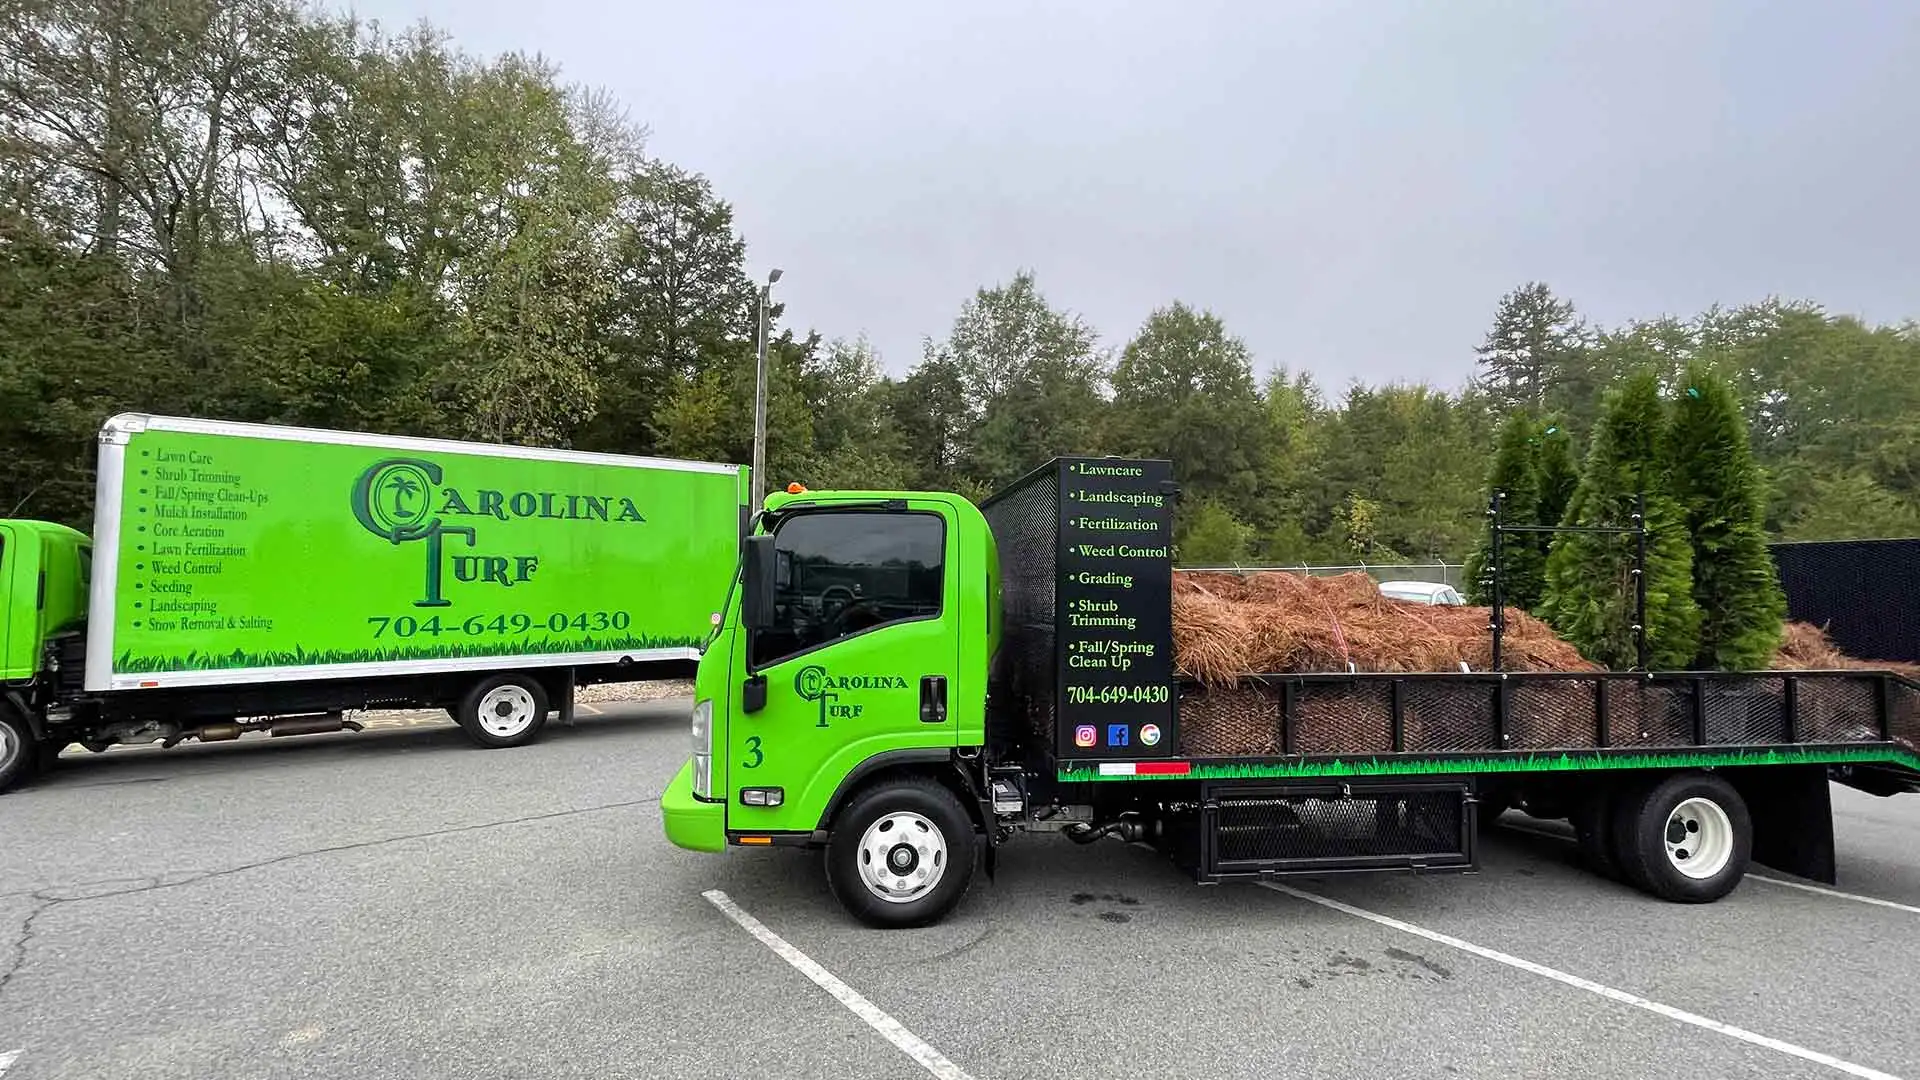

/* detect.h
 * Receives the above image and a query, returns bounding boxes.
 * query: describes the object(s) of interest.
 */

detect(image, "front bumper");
[661,760,725,852]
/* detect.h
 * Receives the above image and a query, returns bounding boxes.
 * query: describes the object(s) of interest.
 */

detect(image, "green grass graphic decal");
[117,633,702,673]
[1058,743,1920,782]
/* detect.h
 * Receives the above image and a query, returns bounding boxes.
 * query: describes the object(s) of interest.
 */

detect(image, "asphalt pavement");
[3,698,1919,1080]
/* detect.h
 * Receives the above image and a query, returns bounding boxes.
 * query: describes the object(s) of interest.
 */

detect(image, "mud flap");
[1730,765,1836,885]
[557,669,577,727]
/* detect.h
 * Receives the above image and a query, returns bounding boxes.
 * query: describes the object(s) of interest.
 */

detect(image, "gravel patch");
[575,678,694,703]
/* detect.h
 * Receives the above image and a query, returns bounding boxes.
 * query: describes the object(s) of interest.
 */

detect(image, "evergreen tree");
[1542,371,1701,669]
[1175,499,1254,566]
[1474,283,1585,415]
[1535,417,1581,528]
[1465,414,1546,608]
[1667,363,1785,669]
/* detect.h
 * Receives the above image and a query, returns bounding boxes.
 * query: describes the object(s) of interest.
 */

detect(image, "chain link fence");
[1179,562,1469,590]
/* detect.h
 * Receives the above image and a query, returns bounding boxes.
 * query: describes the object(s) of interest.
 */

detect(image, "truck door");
[0,526,11,675]
[728,504,957,835]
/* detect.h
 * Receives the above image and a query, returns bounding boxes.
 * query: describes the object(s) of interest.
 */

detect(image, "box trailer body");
[0,414,746,791]
[661,458,1920,929]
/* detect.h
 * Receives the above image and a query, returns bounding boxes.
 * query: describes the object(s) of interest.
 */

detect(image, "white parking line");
[1749,873,1920,916]
[0,1048,20,1077]
[701,890,976,1080]
[1497,819,1920,916]
[1262,882,1904,1080]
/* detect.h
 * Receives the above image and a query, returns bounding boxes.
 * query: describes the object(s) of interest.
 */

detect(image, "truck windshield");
[748,510,943,668]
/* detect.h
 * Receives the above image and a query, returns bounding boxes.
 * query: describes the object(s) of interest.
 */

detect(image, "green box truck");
[0,414,746,792]
[661,457,1920,928]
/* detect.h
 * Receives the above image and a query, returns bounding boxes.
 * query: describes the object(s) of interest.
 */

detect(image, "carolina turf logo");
[794,664,909,727]
[351,457,646,607]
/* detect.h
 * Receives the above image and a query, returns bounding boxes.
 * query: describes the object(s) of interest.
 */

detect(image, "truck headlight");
[690,699,714,799]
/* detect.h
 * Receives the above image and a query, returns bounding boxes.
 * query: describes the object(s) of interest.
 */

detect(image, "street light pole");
[750,267,782,510]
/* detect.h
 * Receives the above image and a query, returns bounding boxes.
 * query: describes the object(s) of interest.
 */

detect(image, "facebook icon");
[1107,724,1130,747]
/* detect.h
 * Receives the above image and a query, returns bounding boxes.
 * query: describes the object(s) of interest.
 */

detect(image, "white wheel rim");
[1664,796,1734,880]
[0,722,17,772]
[856,811,948,904]
[477,686,538,738]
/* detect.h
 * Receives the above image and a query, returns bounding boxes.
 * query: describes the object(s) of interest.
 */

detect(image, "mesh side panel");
[1701,677,1786,745]
[1800,676,1881,743]
[1402,681,1496,753]
[1293,682,1391,756]
[1606,681,1693,747]
[1773,539,1920,664]
[1508,682,1598,750]
[1173,673,1899,761]
[1179,685,1279,757]
[1213,790,1467,868]
[1891,680,1919,752]
[981,466,1060,756]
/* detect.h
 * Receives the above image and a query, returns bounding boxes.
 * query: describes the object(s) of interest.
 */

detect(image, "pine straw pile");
[1773,622,1920,680]
[1172,571,1596,687]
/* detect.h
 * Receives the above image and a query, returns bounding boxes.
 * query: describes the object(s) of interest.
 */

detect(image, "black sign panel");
[1055,457,1176,759]
[1772,539,1920,663]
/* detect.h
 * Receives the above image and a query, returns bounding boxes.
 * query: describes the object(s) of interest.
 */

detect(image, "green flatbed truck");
[662,457,1920,928]
[0,414,745,793]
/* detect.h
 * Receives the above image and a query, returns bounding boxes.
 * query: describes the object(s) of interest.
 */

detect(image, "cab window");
[749,511,943,668]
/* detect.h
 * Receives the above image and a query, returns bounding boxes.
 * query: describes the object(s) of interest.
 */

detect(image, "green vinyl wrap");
[109,426,744,677]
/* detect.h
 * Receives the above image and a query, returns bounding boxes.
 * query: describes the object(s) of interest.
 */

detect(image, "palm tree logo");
[795,665,836,728]
[352,459,442,543]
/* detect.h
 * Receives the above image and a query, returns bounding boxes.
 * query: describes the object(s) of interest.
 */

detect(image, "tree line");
[4,0,1918,566]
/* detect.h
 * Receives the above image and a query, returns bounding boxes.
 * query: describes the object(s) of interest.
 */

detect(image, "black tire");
[454,674,551,749]
[1611,772,1752,903]
[1571,787,1622,880]
[825,778,977,929]
[0,708,35,793]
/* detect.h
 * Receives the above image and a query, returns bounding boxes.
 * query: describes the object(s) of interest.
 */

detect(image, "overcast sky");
[345,0,1920,388]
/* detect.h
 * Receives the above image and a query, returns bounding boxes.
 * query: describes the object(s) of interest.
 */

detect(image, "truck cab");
[661,487,997,925]
[0,520,91,785]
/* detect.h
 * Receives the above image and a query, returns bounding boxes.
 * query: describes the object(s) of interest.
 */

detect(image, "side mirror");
[742,534,777,631]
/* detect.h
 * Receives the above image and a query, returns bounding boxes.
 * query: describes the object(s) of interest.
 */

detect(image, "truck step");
[1176,780,1476,881]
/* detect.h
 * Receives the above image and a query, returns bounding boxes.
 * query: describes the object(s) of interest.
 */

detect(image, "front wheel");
[0,708,36,793]
[1611,772,1752,903]
[826,778,977,929]
[455,675,551,749]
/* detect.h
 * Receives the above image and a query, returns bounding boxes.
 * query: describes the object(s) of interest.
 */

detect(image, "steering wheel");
[827,596,885,636]
[816,585,857,622]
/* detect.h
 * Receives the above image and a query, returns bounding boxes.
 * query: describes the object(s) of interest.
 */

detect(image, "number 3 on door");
[741,735,764,769]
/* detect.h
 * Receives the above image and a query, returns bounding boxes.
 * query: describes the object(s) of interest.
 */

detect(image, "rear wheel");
[826,778,977,929]
[1611,772,1751,903]
[455,675,551,749]
[0,708,35,793]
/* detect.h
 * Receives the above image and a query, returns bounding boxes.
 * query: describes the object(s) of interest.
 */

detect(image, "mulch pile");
[1171,571,1595,687]
[1772,621,1920,680]
[1166,571,1914,757]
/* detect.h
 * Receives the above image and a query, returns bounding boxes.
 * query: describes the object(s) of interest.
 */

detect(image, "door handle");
[920,676,947,724]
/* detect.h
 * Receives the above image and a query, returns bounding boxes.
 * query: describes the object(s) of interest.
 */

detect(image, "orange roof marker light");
[786,482,808,494]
